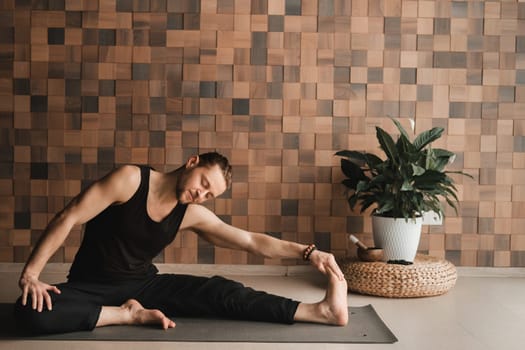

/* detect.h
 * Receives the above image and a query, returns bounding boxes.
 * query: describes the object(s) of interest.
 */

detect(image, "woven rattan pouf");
[341,254,457,298]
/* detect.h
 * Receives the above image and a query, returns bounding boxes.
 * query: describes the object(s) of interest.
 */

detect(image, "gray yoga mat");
[0,303,397,343]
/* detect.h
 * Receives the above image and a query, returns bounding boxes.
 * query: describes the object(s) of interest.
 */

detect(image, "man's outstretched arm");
[181,204,345,280]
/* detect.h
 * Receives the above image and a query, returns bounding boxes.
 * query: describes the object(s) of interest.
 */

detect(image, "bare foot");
[319,273,349,326]
[122,299,175,329]
[294,273,349,326]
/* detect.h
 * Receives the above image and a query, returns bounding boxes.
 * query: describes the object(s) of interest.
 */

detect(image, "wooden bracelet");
[303,244,317,261]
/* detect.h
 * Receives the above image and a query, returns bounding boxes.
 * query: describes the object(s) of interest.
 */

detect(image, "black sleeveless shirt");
[68,165,188,282]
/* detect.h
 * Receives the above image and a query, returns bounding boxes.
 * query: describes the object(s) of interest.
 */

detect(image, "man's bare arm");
[19,165,141,312]
[181,204,344,280]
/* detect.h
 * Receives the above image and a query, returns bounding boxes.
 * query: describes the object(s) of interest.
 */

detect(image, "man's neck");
[151,167,182,204]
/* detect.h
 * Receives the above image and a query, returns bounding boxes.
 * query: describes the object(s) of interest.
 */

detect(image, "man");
[15,152,348,334]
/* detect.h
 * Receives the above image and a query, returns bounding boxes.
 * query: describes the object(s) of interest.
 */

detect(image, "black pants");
[14,274,300,335]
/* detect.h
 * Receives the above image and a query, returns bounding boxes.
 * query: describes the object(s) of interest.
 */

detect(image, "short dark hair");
[197,152,232,189]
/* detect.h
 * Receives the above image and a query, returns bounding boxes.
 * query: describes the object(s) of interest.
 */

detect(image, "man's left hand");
[309,250,345,281]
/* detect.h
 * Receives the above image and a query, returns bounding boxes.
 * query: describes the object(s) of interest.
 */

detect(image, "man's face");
[176,162,228,204]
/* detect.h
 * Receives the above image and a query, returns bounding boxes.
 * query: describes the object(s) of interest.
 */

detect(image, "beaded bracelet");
[303,244,317,261]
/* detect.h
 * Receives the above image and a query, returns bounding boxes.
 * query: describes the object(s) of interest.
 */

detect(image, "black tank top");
[68,165,188,282]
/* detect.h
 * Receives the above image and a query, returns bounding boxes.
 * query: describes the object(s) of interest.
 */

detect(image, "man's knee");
[14,297,56,335]
[210,275,245,288]
[208,276,248,294]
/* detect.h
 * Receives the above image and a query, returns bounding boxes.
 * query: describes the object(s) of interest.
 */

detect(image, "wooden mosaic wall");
[1,0,524,267]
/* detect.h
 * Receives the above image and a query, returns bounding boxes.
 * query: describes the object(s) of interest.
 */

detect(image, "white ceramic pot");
[372,215,423,262]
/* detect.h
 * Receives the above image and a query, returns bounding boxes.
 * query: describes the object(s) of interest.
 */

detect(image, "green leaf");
[445,197,459,214]
[401,180,413,191]
[431,157,449,171]
[447,170,474,179]
[348,194,359,209]
[360,196,378,213]
[433,148,455,158]
[411,163,425,176]
[396,134,416,159]
[342,179,357,191]
[443,185,459,202]
[391,118,411,141]
[376,200,394,215]
[413,170,447,188]
[340,158,365,182]
[369,174,388,190]
[376,127,398,163]
[336,150,387,173]
[413,127,444,151]
[356,180,370,192]
[364,153,384,168]
[424,148,452,171]
[335,150,367,162]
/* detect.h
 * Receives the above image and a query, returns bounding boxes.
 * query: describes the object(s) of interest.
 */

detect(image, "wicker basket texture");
[341,254,458,298]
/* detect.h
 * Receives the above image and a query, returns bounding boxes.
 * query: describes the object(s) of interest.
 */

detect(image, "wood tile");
[1,0,523,266]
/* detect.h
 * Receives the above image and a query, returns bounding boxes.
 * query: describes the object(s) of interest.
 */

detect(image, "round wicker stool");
[340,254,457,298]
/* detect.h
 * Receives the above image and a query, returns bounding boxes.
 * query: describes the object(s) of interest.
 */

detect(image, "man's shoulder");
[119,164,148,172]
[113,164,145,174]
[185,203,208,215]
[99,164,143,190]
[180,203,219,229]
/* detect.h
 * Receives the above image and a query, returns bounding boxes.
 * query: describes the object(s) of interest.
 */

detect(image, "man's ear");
[185,155,199,168]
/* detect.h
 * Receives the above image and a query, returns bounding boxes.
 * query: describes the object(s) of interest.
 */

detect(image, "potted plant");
[335,118,471,262]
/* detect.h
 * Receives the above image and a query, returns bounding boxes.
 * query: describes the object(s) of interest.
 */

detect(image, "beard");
[175,169,193,203]
[175,185,184,201]
[174,173,185,201]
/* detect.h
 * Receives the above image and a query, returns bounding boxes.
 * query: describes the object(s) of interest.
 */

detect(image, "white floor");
[1,264,524,350]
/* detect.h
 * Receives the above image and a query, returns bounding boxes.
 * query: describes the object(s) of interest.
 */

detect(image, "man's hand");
[19,274,61,312]
[308,250,345,281]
